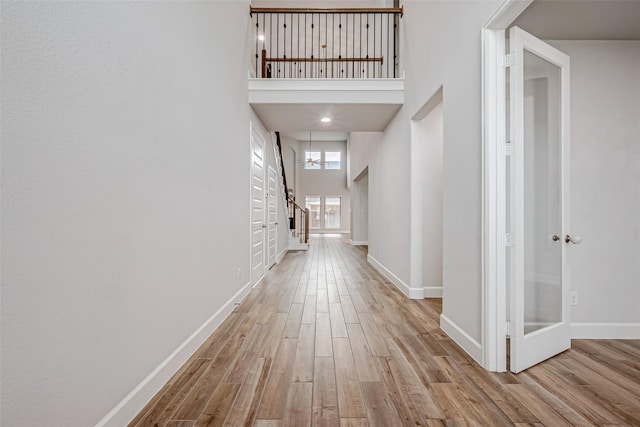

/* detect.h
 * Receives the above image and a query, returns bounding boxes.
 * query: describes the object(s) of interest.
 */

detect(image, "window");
[305,196,321,228]
[324,151,341,169]
[304,196,341,229]
[324,197,341,228]
[304,151,321,169]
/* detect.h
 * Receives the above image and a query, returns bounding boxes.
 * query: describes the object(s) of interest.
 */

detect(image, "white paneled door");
[509,27,572,373]
[251,125,266,285]
[267,165,277,269]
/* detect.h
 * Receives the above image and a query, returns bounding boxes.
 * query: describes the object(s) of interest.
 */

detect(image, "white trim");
[248,78,404,105]
[481,26,508,373]
[96,281,253,427]
[350,240,369,246]
[571,323,640,340]
[367,254,423,299]
[276,247,288,263]
[423,287,443,298]
[440,314,483,364]
[410,87,444,301]
[483,0,533,29]
[481,0,533,373]
[409,119,424,299]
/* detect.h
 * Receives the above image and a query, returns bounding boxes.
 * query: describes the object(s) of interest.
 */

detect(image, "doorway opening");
[410,87,444,300]
[351,168,369,246]
[483,0,570,372]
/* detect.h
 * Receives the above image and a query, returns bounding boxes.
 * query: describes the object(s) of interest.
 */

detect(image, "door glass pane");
[324,197,341,228]
[523,49,562,335]
[305,196,321,228]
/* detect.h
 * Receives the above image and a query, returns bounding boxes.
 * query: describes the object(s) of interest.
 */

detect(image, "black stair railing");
[274,131,309,244]
[288,196,309,244]
[250,6,403,79]
[275,132,288,199]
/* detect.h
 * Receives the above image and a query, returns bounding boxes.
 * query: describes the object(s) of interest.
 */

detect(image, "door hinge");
[505,141,513,156]
[504,233,514,247]
[504,53,513,68]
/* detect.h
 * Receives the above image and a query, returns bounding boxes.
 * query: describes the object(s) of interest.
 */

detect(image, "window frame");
[323,196,341,229]
[323,151,342,170]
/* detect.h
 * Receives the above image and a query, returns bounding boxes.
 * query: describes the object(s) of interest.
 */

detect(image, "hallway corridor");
[131,235,640,426]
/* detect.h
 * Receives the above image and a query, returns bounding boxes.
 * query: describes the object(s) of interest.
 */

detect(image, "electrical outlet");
[570,291,578,306]
[237,268,242,280]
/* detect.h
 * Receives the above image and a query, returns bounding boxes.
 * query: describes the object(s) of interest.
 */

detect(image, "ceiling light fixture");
[321,117,331,123]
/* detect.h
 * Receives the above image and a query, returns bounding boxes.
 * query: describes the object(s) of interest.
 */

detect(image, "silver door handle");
[565,235,582,244]
[552,235,560,241]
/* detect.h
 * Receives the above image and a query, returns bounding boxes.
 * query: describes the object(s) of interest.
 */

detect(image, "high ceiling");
[248,79,404,133]
[252,0,639,136]
[281,131,349,142]
[250,103,402,133]
[512,0,640,40]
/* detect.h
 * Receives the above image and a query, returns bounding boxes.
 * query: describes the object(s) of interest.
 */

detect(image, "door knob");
[565,235,582,244]
[552,235,560,241]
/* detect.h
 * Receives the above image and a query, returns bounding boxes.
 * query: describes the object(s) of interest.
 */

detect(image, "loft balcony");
[248,6,405,131]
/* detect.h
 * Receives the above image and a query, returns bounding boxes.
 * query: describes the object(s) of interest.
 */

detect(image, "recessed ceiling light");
[258,35,265,41]
[321,117,331,123]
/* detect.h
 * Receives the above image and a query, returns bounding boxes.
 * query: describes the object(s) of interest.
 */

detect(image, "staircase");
[275,132,309,251]
[287,196,309,250]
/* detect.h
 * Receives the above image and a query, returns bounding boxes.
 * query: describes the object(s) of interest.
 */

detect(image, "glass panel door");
[509,26,571,373]
[324,197,341,228]
[305,196,321,229]
[523,49,562,335]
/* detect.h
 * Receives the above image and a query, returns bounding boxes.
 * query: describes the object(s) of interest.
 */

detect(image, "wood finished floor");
[131,235,640,427]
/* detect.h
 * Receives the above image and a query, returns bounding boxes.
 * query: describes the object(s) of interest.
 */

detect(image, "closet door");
[509,26,572,373]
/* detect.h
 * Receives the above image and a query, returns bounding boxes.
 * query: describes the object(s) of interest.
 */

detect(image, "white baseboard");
[571,322,640,339]
[96,281,253,427]
[309,230,350,235]
[423,286,443,298]
[367,254,423,299]
[440,313,482,364]
[277,247,288,263]
[350,240,369,246]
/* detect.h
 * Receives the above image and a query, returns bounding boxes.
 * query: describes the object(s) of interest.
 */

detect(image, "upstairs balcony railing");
[250,6,403,79]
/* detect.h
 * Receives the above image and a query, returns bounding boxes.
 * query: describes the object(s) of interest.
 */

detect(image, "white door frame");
[481,0,533,372]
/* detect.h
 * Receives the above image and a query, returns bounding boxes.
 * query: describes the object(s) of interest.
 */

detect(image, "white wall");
[297,140,350,233]
[1,1,261,425]
[348,132,379,245]
[368,0,503,344]
[280,136,297,197]
[418,103,444,294]
[547,40,640,328]
[351,173,370,244]
[348,131,380,185]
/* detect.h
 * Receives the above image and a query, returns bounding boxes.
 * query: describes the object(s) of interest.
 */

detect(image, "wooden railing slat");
[250,6,403,15]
